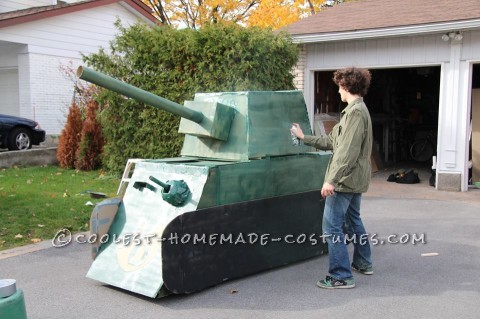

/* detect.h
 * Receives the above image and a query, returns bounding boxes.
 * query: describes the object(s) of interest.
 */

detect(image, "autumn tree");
[143,0,352,30]
[143,0,258,29]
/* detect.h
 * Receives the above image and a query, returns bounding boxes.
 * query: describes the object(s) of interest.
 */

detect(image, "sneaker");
[316,276,355,289]
[351,263,373,275]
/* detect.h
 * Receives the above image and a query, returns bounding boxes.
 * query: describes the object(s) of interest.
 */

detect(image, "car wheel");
[7,127,32,150]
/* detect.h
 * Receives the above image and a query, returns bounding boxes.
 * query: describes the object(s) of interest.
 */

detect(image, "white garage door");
[0,68,20,116]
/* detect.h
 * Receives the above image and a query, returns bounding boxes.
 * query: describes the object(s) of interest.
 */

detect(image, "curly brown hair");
[333,67,372,97]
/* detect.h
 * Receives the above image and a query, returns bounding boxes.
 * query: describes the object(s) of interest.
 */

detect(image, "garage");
[286,0,480,191]
[313,66,441,168]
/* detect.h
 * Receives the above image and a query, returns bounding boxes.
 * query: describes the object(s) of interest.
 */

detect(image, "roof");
[285,0,480,41]
[0,0,158,28]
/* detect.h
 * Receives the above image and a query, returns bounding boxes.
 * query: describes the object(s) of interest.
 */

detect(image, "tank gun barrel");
[76,66,204,123]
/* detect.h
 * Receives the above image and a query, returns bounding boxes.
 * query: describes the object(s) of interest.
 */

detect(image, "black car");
[0,114,46,151]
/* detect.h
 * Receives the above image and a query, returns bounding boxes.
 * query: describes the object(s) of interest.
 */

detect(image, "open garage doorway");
[313,66,440,169]
[470,63,480,186]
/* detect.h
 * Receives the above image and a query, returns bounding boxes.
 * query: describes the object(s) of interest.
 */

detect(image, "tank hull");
[87,153,331,298]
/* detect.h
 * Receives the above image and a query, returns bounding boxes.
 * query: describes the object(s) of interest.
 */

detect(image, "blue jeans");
[322,192,372,280]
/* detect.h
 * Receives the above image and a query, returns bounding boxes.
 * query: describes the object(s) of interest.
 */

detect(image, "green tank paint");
[179,101,235,141]
[148,176,191,207]
[180,91,312,161]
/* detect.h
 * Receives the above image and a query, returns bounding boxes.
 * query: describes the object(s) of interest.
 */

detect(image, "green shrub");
[83,22,299,174]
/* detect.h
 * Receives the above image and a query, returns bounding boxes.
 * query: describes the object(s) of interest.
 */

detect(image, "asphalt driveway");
[1,171,479,319]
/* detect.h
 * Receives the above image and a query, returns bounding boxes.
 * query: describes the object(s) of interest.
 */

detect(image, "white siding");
[0,0,85,12]
[0,0,57,13]
[0,68,19,115]
[461,29,480,60]
[0,3,147,58]
[0,43,24,67]
[306,34,451,70]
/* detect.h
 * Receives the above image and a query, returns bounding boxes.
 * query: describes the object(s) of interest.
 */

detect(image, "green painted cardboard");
[179,101,235,141]
[86,152,331,297]
[181,91,312,161]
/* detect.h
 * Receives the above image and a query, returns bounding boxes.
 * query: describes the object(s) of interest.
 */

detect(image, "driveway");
[1,170,479,319]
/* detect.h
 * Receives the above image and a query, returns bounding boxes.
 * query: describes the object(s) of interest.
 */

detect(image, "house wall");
[0,1,83,13]
[19,53,81,132]
[0,3,142,59]
[302,30,480,191]
[0,2,153,134]
[0,44,24,115]
[0,68,19,115]
[0,1,56,13]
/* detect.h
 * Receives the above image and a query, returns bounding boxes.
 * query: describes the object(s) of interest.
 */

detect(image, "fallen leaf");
[230,289,238,294]
[26,179,32,184]
[50,194,57,198]
[56,172,62,175]
[31,238,42,243]
[421,252,439,257]
[63,192,69,198]
[14,234,23,239]
[37,224,45,228]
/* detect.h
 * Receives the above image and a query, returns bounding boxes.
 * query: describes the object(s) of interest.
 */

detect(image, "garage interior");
[313,66,441,170]
[471,63,480,185]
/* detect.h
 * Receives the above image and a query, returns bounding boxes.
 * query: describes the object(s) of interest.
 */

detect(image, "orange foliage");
[57,101,83,168]
[75,100,104,171]
[143,0,349,30]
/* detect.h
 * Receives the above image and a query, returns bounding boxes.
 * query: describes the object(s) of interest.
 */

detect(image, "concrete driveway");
[1,170,479,319]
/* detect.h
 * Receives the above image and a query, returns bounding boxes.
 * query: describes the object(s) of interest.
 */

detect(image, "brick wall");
[20,53,82,135]
[292,44,306,91]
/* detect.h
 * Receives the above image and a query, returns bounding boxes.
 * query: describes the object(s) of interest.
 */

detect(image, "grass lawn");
[0,165,119,250]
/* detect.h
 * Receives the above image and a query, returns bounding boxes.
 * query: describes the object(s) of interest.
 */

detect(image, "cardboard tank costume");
[78,66,330,298]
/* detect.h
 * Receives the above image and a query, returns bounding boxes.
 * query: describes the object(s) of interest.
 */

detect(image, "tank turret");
[80,66,330,298]
[77,66,313,161]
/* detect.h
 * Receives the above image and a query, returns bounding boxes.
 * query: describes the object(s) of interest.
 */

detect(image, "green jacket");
[303,97,372,193]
